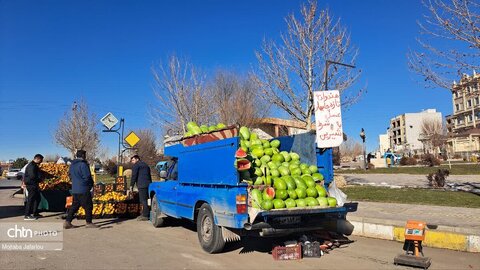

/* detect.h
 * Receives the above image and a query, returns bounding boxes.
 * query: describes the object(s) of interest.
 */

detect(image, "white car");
[6,168,23,180]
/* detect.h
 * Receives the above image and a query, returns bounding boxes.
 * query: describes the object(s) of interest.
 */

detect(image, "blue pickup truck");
[149,132,355,253]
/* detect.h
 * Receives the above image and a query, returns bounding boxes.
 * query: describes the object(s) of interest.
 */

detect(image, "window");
[476,97,479,105]
[468,100,472,107]
[455,92,459,98]
[468,115,473,122]
[455,104,460,111]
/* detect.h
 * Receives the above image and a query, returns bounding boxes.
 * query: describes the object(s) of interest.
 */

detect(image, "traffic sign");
[100,112,119,130]
[125,131,140,147]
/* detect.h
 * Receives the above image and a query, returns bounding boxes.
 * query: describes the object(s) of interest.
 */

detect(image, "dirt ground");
[0,186,479,270]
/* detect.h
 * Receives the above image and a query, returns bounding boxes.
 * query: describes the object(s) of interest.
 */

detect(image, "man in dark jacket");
[64,150,98,229]
[130,155,152,221]
[23,154,44,220]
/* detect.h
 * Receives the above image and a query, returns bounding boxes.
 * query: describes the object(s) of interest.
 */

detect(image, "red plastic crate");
[272,245,302,260]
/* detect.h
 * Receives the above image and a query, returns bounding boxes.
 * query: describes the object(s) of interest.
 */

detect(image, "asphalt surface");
[340,173,479,188]
[0,187,479,270]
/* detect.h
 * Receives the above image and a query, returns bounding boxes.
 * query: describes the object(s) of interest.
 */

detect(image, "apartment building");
[388,109,442,155]
[445,72,480,157]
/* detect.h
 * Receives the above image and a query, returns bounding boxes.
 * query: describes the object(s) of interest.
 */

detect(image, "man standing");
[64,150,98,229]
[23,154,44,220]
[130,155,152,221]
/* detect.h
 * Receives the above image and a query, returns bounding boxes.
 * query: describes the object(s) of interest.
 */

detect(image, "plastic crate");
[272,245,302,260]
[93,183,105,196]
[104,183,114,193]
[302,241,321,258]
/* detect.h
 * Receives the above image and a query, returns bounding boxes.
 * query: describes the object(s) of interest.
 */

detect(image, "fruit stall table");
[37,190,71,212]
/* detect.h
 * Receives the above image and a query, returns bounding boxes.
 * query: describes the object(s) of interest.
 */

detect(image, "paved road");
[0,188,478,270]
[340,173,479,188]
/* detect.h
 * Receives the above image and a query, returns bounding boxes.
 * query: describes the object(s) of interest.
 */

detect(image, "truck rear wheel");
[197,203,225,253]
[150,194,165,228]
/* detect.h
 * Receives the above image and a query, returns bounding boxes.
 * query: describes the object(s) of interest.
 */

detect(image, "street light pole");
[360,128,367,170]
[324,60,356,91]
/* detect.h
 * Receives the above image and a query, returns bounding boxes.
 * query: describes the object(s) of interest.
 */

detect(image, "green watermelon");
[309,165,318,174]
[295,187,307,199]
[260,155,271,164]
[267,161,277,169]
[208,125,217,132]
[327,197,337,207]
[315,184,327,197]
[291,167,302,176]
[261,200,273,210]
[216,123,226,129]
[272,154,285,163]
[283,176,296,190]
[312,173,324,181]
[295,198,307,207]
[273,178,287,190]
[280,151,291,162]
[302,175,316,188]
[262,141,271,148]
[278,166,290,176]
[265,175,272,186]
[200,125,209,133]
[251,148,264,158]
[287,189,298,200]
[250,133,258,141]
[306,197,319,206]
[264,148,274,156]
[300,163,309,170]
[251,189,263,208]
[273,199,286,209]
[270,139,280,148]
[187,121,198,132]
[306,187,318,198]
[254,176,264,185]
[270,169,280,177]
[290,152,300,161]
[239,126,250,140]
[285,198,296,208]
[275,189,288,200]
[317,197,328,207]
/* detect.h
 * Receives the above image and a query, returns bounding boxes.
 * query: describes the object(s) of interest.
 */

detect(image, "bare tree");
[421,118,447,154]
[408,0,480,89]
[254,1,363,130]
[54,100,100,160]
[339,139,363,161]
[210,71,270,127]
[151,55,215,135]
[129,129,161,168]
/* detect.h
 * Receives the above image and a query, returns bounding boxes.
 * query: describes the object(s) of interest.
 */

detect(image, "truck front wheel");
[150,194,165,228]
[197,203,225,253]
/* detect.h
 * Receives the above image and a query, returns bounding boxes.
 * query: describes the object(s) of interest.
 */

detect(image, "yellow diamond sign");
[125,131,140,147]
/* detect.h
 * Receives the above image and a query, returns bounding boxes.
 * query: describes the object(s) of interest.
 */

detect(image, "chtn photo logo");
[6,225,58,238]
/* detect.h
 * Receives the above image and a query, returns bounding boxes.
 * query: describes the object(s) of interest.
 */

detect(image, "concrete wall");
[378,134,389,155]
[403,109,443,152]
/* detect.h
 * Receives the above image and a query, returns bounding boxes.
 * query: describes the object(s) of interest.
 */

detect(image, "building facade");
[378,134,389,156]
[388,109,442,155]
[445,72,480,157]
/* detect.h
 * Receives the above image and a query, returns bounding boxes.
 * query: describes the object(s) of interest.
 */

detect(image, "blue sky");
[0,0,453,161]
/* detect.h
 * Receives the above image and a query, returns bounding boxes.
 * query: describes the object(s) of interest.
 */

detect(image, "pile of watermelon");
[184,122,227,137]
[234,126,337,210]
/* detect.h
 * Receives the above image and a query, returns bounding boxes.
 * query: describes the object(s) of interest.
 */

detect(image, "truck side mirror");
[160,170,167,178]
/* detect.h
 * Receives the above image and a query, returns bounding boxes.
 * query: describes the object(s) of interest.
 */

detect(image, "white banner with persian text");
[314,90,343,148]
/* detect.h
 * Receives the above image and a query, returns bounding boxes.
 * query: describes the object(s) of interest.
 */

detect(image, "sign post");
[314,90,343,148]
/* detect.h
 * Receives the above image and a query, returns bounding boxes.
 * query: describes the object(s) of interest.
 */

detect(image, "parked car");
[6,168,23,180]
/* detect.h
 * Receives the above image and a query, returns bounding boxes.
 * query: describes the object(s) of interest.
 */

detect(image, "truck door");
[157,161,179,218]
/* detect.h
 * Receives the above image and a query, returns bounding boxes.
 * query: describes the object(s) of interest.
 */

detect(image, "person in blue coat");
[130,155,152,221]
[64,150,98,229]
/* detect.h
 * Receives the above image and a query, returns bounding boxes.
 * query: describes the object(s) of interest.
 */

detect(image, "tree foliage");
[54,99,100,161]
[254,0,362,130]
[12,157,28,169]
[408,0,480,89]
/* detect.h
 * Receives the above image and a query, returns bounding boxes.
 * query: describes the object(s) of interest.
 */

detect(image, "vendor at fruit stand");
[64,150,98,229]
[23,154,44,221]
[129,155,152,221]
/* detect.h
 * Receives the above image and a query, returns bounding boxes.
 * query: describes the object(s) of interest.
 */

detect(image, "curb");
[348,216,480,253]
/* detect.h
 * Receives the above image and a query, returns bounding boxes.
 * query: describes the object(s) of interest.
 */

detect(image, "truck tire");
[197,203,225,253]
[150,194,165,228]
